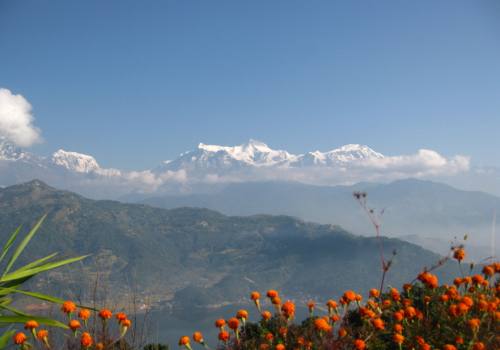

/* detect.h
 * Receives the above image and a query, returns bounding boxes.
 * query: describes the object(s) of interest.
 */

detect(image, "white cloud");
[0,88,42,147]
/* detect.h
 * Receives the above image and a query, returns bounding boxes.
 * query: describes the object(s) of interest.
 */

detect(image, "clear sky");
[1,0,499,170]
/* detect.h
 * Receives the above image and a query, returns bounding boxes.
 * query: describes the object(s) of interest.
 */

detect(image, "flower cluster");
[180,258,500,350]
[12,302,132,350]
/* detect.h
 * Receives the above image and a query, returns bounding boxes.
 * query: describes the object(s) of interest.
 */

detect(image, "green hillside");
[0,180,455,317]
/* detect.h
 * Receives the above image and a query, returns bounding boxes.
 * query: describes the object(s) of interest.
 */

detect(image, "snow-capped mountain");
[155,139,299,173]
[51,149,101,173]
[0,138,38,162]
[155,140,387,174]
[0,138,471,198]
[296,144,385,166]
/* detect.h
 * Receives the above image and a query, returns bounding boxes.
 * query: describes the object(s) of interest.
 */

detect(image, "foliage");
[179,253,499,350]
[0,216,87,348]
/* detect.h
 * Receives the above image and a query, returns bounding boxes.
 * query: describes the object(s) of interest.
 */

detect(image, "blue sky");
[1,0,499,170]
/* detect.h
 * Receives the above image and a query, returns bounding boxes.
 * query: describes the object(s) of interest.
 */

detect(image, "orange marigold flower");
[178,336,190,346]
[69,320,81,331]
[80,332,93,348]
[457,302,470,315]
[262,311,272,320]
[281,301,295,319]
[266,290,278,299]
[390,288,401,302]
[24,320,39,330]
[353,339,366,350]
[227,317,239,330]
[307,301,315,311]
[192,331,204,343]
[338,327,347,338]
[98,309,112,320]
[236,309,248,320]
[265,332,274,341]
[218,331,230,342]
[326,299,338,309]
[78,308,91,321]
[275,344,285,350]
[330,314,340,323]
[251,291,261,300]
[314,318,332,333]
[215,319,226,328]
[278,327,287,337]
[393,311,404,322]
[462,296,474,307]
[13,332,27,345]
[393,333,404,345]
[115,312,127,322]
[482,265,495,276]
[404,306,417,319]
[371,318,385,330]
[61,301,77,314]
[443,345,457,350]
[453,248,465,261]
[36,330,48,341]
[121,319,131,328]
[393,324,403,333]
[271,296,281,305]
[369,288,380,298]
[455,336,464,344]
[467,318,480,331]
[472,274,484,285]
[415,336,426,346]
[382,299,392,308]
[477,300,488,311]
[96,343,104,350]
[472,342,485,350]
[343,290,356,302]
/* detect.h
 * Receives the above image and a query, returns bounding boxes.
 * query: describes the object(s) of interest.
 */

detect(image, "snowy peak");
[51,149,100,173]
[197,139,293,165]
[162,139,297,172]
[298,144,384,166]
[157,140,389,174]
[323,144,384,161]
[0,139,35,162]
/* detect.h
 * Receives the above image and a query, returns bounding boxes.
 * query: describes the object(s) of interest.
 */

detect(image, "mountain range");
[0,139,470,198]
[0,180,460,343]
[138,179,500,260]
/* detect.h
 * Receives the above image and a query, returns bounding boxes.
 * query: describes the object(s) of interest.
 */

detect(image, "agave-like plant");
[0,215,88,347]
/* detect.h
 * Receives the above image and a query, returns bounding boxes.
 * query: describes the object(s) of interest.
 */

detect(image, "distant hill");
[0,180,455,308]
[0,180,469,344]
[139,179,500,259]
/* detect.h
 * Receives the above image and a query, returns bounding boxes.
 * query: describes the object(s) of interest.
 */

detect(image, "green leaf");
[0,226,21,265]
[0,287,65,304]
[16,253,58,272]
[0,315,68,329]
[0,330,16,350]
[3,215,46,276]
[0,304,29,317]
[1,255,89,283]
